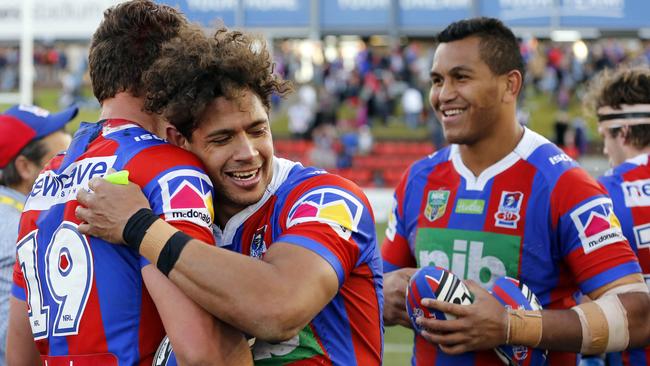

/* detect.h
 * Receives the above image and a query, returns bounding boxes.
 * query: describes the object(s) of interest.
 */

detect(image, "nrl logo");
[424,190,450,222]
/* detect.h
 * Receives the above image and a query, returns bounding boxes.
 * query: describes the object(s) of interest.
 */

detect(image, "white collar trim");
[626,153,649,166]
[450,127,546,191]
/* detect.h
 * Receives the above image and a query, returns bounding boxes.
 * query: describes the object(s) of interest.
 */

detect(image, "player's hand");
[383,267,418,328]
[76,177,151,244]
[417,280,508,354]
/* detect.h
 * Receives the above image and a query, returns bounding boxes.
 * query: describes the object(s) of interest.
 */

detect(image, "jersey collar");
[449,127,546,191]
[213,157,301,247]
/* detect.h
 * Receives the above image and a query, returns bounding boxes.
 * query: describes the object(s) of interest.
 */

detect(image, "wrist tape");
[123,209,192,276]
[505,308,543,347]
[123,208,159,252]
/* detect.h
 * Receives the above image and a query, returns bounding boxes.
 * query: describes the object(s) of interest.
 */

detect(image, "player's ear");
[166,126,189,149]
[502,69,523,104]
[620,125,631,144]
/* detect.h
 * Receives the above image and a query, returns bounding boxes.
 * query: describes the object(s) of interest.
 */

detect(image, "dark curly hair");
[437,17,525,83]
[143,26,293,139]
[585,67,650,149]
[89,0,188,103]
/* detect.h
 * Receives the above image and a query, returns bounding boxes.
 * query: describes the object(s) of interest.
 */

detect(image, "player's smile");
[439,106,467,125]
[225,166,262,188]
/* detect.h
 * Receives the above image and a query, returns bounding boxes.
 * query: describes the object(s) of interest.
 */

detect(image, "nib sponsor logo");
[287,188,364,240]
[159,169,214,228]
[570,197,624,253]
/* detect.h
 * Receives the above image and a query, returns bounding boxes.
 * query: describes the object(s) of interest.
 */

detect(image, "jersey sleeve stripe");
[10,282,26,301]
[579,262,642,294]
[382,260,402,273]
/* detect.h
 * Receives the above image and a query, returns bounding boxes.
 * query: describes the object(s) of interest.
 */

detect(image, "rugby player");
[6,2,250,365]
[75,27,383,365]
[381,17,650,365]
[589,67,650,365]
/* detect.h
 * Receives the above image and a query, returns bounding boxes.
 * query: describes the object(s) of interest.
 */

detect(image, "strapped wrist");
[122,208,159,251]
[506,308,543,347]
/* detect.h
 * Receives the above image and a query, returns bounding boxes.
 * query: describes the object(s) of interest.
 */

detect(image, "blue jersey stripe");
[580,261,642,294]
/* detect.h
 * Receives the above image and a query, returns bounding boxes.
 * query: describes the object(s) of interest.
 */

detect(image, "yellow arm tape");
[104,170,130,185]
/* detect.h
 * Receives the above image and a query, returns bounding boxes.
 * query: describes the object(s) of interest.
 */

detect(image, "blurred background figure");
[0,104,75,365]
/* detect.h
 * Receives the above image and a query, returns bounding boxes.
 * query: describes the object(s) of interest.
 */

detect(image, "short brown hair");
[437,17,525,83]
[89,0,188,103]
[143,27,293,139]
[585,67,650,149]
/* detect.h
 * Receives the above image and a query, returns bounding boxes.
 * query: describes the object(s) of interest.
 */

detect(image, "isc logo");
[419,239,506,289]
[548,153,572,165]
[134,133,164,142]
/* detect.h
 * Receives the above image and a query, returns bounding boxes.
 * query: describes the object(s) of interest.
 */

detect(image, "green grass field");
[376,222,415,365]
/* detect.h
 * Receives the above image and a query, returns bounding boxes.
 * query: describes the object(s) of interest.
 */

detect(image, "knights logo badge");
[494,191,524,229]
[250,225,268,259]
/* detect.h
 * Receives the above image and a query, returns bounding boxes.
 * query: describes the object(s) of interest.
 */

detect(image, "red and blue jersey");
[598,153,650,366]
[382,128,641,366]
[217,158,383,366]
[12,119,215,366]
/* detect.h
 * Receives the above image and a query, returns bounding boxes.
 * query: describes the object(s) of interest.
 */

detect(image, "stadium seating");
[274,139,435,188]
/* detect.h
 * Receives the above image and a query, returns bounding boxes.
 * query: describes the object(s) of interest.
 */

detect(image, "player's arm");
[171,241,339,342]
[76,179,345,342]
[383,268,417,328]
[417,274,650,355]
[141,264,252,365]
[6,297,40,366]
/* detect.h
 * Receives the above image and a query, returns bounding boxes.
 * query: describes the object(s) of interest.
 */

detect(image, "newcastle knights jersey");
[216,158,383,366]
[382,128,641,366]
[12,119,215,365]
[599,153,650,366]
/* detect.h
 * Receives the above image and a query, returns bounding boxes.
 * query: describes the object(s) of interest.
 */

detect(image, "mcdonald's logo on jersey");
[158,169,214,228]
[570,197,624,254]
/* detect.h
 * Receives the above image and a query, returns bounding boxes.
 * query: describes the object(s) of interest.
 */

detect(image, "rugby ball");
[491,276,548,366]
[405,266,473,334]
[153,335,178,366]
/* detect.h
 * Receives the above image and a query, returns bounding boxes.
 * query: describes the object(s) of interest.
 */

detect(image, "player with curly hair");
[75,26,383,365]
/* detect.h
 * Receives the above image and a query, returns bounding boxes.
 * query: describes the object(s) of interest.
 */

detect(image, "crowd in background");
[2,37,650,170]
[274,37,650,169]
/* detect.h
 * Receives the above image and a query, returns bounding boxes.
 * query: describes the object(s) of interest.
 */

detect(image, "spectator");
[402,86,423,129]
[0,104,75,365]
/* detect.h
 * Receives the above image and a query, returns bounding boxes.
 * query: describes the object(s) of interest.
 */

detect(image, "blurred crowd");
[0,43,93,108]
[2,37,650,169]
[274,37,650,169]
